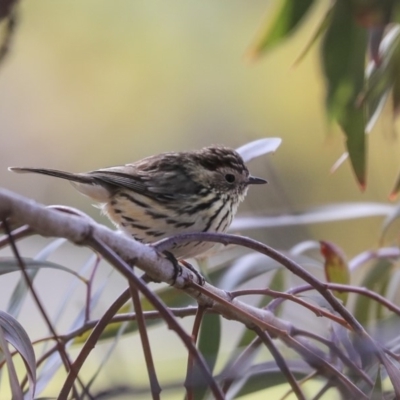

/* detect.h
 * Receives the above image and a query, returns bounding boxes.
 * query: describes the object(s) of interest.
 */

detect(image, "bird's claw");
[163,251,205,286]
[180,259,205,286]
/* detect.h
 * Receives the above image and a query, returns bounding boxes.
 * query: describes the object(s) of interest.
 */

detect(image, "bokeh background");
[1,1,400,398]
[2,1,400,253]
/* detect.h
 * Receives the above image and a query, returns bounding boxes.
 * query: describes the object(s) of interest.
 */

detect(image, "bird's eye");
[225,173,235,183]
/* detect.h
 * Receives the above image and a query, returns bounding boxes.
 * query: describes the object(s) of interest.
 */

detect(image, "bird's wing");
[88,163,201,201]
[88,169,151,196]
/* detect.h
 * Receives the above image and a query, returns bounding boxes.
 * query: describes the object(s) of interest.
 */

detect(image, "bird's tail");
[8,167,111,202]
[8,167,93,184]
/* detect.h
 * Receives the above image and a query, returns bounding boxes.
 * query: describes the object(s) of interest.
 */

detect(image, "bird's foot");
[163,251,205,286]
[179,259,205,286]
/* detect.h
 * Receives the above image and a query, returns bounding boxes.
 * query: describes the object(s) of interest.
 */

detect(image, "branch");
[0,188,391,398]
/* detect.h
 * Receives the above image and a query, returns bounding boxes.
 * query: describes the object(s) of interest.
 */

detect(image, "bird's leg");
[163,251,205,286]
[163,250,183,284]
[179,259,205,286]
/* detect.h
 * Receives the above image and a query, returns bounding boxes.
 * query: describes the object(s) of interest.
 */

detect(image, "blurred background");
[2,1,400,254]
[1,1,400,398]
[2,0,400,250]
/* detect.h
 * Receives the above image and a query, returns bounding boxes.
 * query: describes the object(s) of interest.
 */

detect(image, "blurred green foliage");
[251,0,400,192]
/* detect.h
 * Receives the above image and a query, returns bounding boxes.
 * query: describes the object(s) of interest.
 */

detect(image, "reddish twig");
[230,288,350,329]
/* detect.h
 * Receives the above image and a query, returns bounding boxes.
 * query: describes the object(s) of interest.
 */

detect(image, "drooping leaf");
[293,5,333,66]
[198,313,221,372]
[248,0,315,60]
[353,259,393,326]
[0,310,36,398]
[340,104,367,189]
[192,313,221,400]
[320,241,350,304]
[322,0,368,188]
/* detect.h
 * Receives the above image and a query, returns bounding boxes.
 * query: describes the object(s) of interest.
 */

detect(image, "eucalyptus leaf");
[248,0,315,59]
[0,310,36,398]
[231,203,394,231]
[322,0,368,187]
[192,313,221,400]
[353,260,393,326]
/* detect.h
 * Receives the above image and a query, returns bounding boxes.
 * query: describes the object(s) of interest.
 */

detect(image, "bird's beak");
[247,175,267,185]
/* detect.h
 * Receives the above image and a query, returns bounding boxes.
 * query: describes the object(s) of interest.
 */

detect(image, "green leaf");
[248,0,315,59]
[198,313,221,373]
[322,0,368,188]
[192,313,221,400]
[339,105,367,189]
[353,259,393,326]
[293,6,333,66]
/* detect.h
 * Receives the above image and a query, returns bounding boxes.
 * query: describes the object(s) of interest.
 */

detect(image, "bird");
[9,145,267,261]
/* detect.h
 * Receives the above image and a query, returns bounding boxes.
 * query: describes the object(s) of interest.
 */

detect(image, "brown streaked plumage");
[9,145,267,259]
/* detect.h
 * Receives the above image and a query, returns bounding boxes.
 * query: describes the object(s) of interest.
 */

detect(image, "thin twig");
[255,327,305,400]
[230,288,350,329]
[154,232,364,334]
[189,281,290,336]
[0,224,33,249]
[90,237,224,398]
[57,288,131,399]
[185,305,206,400]
[0,189,397,397]
[129,278,161,399]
